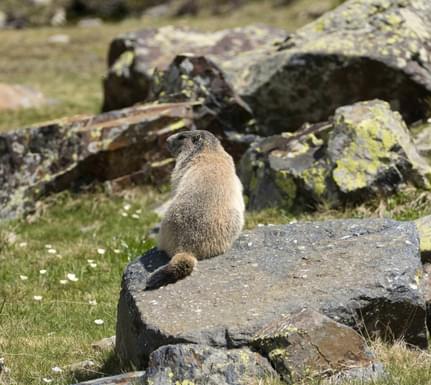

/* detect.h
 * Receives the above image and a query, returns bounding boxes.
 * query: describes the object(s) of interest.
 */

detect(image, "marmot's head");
[166,130,222,158]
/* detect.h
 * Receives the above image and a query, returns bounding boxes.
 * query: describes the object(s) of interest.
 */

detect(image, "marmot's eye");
[192,135,201,144]
[177,134,186,141]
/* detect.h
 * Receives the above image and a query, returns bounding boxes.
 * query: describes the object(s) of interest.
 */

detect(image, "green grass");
[0,188,161,385]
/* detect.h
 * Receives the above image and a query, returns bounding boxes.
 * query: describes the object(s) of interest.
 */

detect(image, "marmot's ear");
[192,134,201,144]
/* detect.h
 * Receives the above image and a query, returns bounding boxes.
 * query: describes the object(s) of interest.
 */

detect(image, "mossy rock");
[232,0,431,134]
[240,100,431,211]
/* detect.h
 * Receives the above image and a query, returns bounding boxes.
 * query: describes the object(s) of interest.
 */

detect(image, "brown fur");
[145,130,244,290]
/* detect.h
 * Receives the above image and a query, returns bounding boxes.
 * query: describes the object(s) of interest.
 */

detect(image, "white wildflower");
[20,275,28,281]
[18,242,28,247]
[87,259,94,263]
[59,280,68,285]
[89,299,97,306]
[96,248,106,255]
[42,378,53,383]
[123,203,131,211]
[33,295,43,301]
[66,273,78,282]
[94,319,104,325]
[51,366,62,373]
[121,212,128,217]
[39,269,47,275]
[47,248,57,254]
[45,244,52,249]
[113,249,121,254]
[131,214,139,219]
[89,263,97,268]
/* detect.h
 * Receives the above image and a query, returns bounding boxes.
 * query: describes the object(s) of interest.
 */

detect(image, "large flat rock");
[116,218,427,368]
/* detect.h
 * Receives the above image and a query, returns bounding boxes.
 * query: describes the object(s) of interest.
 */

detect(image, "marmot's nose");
[165,135,177,154]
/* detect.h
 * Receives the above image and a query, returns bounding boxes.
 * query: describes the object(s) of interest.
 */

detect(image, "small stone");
[91,336,116,352]
[78,18,102,28]
[47,34,70,44]
[68,360,96,376]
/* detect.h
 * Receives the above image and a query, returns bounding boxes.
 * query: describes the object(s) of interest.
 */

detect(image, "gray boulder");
[0,99,256,221]
[240,100,431,211]
[102,25,286,111]
[0,102,194,221]
[116,218,427,370]
[144,344,277,385]
[231,0,431,134]
[254,308,382,383]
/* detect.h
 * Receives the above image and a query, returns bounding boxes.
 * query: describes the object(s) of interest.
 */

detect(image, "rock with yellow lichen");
[0,98,256,222]
[143,344,277,385]
[240,100,431,211]
[253,308,383,383]
[232,0,431,134]
[0,102,197,221]
[102,25,286,112]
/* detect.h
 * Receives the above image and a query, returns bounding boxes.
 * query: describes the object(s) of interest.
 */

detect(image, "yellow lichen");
[273,170,297,209]
[112,51,134,76]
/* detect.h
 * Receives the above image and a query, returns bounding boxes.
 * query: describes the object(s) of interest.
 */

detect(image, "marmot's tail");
[145,252,197,290]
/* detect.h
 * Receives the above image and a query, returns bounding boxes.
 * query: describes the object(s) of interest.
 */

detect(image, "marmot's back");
[160,151,244,259]
[147,130,245,290]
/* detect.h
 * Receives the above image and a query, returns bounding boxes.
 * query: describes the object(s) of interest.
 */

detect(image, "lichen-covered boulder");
[240,100,431,210]
[116,218,427,370]
[0,100,255,221]
[0,83,50,111]
[253,308,382,383]
[232,0,431,134]
[0,102,195,221]
[144,344,277,385]
[102,25,286,111]
[149,54,253,144]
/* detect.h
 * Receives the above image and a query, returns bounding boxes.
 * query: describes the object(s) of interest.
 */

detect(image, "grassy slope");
[1,0,431,384]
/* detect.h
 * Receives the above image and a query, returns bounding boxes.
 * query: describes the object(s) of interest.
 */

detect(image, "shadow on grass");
[71,350,134,384]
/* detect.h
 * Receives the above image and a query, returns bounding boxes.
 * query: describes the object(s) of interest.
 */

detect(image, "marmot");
[146,130,245,289]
